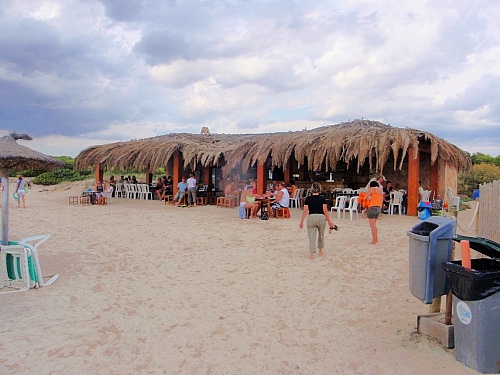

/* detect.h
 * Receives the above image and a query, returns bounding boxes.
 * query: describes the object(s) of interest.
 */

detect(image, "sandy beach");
[0,180,481,375]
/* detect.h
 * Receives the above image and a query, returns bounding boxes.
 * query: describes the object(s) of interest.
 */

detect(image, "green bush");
[458,164,500,197]
[33,169,92,185]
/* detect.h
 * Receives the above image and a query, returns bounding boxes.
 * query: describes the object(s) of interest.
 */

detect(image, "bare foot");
[319,250,324,257]
[369,241,378,245]
[309,253,315,260]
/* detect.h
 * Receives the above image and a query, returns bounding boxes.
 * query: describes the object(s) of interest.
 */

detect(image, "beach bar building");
[74,119,471,216]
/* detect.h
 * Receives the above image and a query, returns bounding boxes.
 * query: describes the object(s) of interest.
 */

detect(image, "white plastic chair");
[125,184,138,199]
[0,244,31,294]
[138,184,152,200]
[343,196,359,220]
[289,188,303,208]
[115,183,124,198]
[389,191,404,215]
[1,234,58,294]
[342,188,353,194]
[446,187,461,212]
[98,186,114,204]
[330,195,347,219]
[421,190,431,202]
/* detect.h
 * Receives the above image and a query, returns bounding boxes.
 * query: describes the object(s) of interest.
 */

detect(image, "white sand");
[0,180,481,374]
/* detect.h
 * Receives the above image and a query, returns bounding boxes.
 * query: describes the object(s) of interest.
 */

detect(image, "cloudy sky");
[1,0,499,157]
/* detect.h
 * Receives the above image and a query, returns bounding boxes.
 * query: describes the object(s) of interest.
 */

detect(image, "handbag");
[261,212,268,220]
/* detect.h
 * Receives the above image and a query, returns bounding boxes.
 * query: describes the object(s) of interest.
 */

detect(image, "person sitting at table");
[382,180,393,213]
[131,175,138,184]
[240,185,259,218]
[165,176,173,194]
[224,181,237,198]
[94,179,107,204]
[172,176,188,206]
[154,178,164,200]
[270,181,290,217]
[108,175,117,197]
[266,179,276,194]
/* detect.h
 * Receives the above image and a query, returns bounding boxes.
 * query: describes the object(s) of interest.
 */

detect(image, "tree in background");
[459,153,500,197]
[469,152,500,166]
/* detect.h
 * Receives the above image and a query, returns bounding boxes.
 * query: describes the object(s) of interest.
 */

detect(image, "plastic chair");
[0,244,31,294]
[330,195,347,219]
[138,184,152,200]
[446,187,461,212]
[98,187,114,205]
[1,234,58,294]
[343,196,359,220]
[389,191,404,215]
[115,183,125,198]
[342,188,353,194]
[125,184,138,199]
[289,188,303,208]
[421,190,431,202]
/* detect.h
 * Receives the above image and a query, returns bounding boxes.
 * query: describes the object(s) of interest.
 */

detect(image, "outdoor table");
[81,191,97,204]
[256,197,271,217]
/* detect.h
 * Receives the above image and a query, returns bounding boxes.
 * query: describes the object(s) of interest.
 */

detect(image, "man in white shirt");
[270,181,290,216]
[186,173,197,207]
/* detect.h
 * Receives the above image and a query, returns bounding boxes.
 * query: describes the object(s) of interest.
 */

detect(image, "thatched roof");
[0,132,64,171]
[74,120,472,175]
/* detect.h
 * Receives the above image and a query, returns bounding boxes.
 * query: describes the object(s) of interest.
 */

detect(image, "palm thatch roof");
[74,120,472,175]
[0,132,64,171]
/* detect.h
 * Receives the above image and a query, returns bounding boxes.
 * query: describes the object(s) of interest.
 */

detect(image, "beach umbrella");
[0,132,63,245]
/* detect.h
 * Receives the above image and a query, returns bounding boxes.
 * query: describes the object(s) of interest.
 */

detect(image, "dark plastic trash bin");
[417,201,432,220]
[407,216,455,304]
[441,235,500,374]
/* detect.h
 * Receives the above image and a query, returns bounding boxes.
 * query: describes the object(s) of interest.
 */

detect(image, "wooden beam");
[407,148,419,216]
[283,158,293,185]
[430,161,438,200]
[145,164,152,184]
[257,162,266,196]
[172,151,183,190]
[95,163,103,183]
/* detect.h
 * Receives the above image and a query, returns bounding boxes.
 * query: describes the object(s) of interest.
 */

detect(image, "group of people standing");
[169,173,198,207]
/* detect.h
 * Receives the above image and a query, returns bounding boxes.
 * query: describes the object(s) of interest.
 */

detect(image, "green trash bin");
[442,235,500,374]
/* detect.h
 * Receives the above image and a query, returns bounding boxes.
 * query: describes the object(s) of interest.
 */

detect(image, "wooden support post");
[203,166,211,186]
[299,158,308,181]
[95,163,103,183]
[257,162,266,196]
[173,151,183,190]
[407,147,419,216]
[283,158,293,185]
[430,161,438,200]
[146,164,152,184]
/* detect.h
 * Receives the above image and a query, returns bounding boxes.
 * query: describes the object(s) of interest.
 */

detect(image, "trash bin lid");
[453,235,500,260]
[410,221,438,236]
